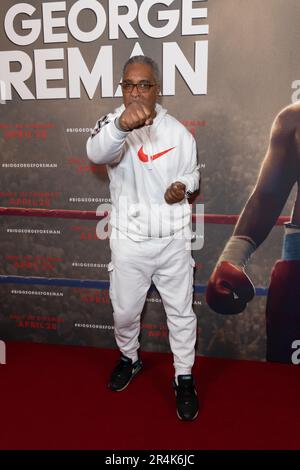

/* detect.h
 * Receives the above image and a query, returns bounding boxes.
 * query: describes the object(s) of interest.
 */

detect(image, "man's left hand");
[164,182,186,204]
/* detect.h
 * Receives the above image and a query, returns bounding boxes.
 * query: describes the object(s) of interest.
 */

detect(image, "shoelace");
[177,381,195,400]
[114,358,132,376]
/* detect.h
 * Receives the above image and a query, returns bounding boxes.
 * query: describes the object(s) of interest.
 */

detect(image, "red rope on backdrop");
[0,207,291,225]
[0,207,107,220]
[203,214,290,225]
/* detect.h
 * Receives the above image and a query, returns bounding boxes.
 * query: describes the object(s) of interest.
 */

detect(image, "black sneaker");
[173,375,199,421]
[108,354,142,391]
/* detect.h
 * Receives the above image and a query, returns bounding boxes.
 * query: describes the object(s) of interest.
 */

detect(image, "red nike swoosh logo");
[137,146,175,163]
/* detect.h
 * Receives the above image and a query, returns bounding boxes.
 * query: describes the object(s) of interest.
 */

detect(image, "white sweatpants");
[108,229,197,377]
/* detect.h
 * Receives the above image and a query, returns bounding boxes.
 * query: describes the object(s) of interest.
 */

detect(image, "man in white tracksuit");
[87,56,200,420]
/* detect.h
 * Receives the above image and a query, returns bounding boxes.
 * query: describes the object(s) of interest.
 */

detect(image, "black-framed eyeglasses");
[119,81,157,93]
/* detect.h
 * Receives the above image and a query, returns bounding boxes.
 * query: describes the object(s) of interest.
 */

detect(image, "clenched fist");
[164,182,186,204]
[206,261,255,315]
[119,102,155,131]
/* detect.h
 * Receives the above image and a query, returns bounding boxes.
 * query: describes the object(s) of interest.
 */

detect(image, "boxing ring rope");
[0,207,290,295]
[0,207,291,225]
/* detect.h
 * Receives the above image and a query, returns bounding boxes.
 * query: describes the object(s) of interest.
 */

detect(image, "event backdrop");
[0,0,298,361]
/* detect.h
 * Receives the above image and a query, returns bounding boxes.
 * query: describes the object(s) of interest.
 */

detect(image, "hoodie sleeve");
[86,113,129,165]
[175,135,201,196]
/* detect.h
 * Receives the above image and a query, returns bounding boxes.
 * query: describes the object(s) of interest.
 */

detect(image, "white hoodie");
[86,103,200,241]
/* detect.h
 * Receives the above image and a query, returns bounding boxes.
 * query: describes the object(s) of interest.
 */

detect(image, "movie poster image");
[1,0,299,363]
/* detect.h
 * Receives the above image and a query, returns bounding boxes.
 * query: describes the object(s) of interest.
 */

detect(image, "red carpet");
[0,341,299,450]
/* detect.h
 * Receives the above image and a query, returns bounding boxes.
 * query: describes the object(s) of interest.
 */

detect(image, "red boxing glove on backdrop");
[206,261,255,315]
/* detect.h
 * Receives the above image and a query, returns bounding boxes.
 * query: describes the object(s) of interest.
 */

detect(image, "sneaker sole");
[109,363,142,392]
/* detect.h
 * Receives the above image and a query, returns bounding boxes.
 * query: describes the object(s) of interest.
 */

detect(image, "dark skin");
[119,63,186,204]
[233,103,300,246]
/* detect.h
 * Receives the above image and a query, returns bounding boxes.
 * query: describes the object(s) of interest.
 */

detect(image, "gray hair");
[122,55,160,83]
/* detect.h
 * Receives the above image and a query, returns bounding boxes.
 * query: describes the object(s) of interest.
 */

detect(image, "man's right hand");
[119,102,155,131]
[206,261,255,315]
